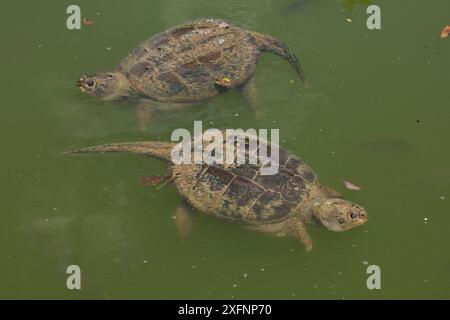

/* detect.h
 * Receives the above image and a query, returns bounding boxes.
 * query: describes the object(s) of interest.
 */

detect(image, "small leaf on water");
[440,25,450,39]
[343,180,361,191]
[82,18,94,26]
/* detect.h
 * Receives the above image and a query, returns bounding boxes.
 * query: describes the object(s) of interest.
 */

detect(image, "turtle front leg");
[136,99,157,132]
[285,217,313,252]
[136,99,193,131]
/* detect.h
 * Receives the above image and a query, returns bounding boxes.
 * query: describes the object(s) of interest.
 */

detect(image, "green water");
[0,0,449,299]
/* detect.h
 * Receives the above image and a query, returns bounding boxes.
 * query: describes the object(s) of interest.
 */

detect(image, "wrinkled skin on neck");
[305,185,368,232]
[77,72,132,100]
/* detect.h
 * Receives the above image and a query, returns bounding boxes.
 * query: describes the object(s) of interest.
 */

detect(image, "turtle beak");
[77,75,96,93]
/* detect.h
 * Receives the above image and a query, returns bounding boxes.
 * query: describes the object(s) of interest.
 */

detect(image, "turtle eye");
[338,218,346,224]
[107,74,113,78]
[350,213,357,219]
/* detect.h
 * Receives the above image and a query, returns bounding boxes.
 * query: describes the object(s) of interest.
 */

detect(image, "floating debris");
[82,18,94,26]
[440,25,450,39]
[343,180,361,191]
[440,196,446,200]
[346,18,352,23]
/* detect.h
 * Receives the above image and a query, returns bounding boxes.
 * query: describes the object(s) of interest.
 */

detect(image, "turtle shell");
[117,18,260,103]
[172,137,317,225]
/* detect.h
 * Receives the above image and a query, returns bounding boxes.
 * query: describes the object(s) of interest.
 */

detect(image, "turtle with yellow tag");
[77,18,306,130]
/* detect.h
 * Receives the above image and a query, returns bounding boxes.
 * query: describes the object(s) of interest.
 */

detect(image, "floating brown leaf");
[440,25,450,39]
[82,18,94,26]
[343,180,361,191]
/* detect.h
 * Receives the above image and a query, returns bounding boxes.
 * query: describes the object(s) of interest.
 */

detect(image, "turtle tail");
[250,31,306,83]
[62,141,176,162]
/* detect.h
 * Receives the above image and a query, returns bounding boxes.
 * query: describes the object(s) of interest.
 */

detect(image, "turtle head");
[77,72,131,100]
[314,198,368,232]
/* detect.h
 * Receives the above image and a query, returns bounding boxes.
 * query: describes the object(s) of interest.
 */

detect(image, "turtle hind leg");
[239,78,258,114]
[172,203,194,238]
[140,169,177,189]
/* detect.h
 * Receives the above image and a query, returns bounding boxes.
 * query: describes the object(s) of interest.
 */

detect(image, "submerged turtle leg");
[284,217,313,252]
[136,100,157,132]
[239,78,258,112]
[172,203,194,238]
[136,99,192,131]
[318,184,342,199]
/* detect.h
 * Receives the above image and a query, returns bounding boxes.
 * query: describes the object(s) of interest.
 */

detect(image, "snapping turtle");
[77,18,305,129]
[65,136,368,251]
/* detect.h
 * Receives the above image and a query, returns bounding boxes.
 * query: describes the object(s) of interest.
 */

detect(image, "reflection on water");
[160,0,276,29]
